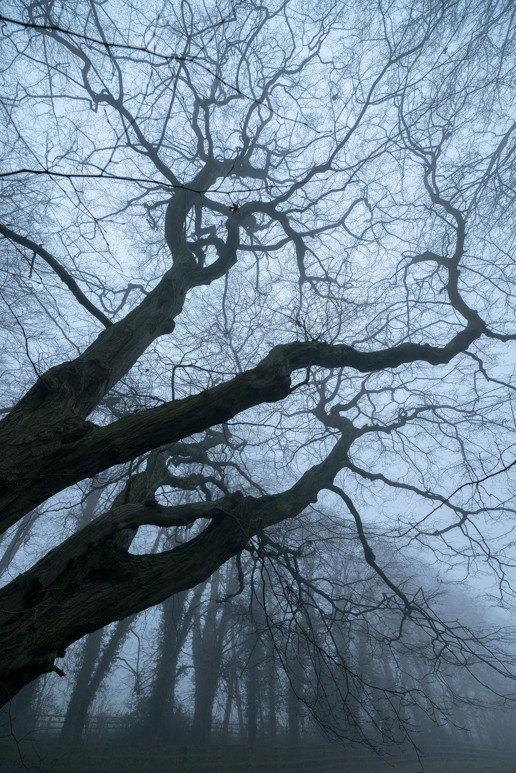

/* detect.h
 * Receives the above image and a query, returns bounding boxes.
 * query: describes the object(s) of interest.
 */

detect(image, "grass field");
[0,739,514,772]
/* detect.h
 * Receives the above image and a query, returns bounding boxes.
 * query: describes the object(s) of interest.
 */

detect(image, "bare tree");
[0,0,515,745]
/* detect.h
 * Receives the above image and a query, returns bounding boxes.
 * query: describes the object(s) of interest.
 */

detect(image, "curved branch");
[0,432,351,705]
[329,484,414,612]
[0,318,485,532]
[0,14,313,133]
[0,224,112,328]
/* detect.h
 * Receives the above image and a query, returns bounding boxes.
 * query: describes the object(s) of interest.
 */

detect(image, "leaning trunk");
[59,629,103,746]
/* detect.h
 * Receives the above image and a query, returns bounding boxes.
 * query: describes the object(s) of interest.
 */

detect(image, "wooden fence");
[35,712,133,738]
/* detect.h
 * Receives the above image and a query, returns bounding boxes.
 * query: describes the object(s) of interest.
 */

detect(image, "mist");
[1,0,516,771]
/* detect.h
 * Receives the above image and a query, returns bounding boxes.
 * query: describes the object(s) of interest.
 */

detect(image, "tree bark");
[142,586,203,744]
[0,320,483,534]
[246,631,261,744]
[59,629,104,746]
[0,430,352,707]
[191,573,230,743]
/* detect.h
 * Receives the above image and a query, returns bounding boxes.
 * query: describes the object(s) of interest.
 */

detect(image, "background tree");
[0,0,516,748]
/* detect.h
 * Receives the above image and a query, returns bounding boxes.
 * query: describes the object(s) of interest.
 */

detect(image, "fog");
[3,563,516,771]
[0,0,516,771]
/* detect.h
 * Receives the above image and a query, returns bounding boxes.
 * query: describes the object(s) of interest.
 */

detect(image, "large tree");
[0,0,515,733]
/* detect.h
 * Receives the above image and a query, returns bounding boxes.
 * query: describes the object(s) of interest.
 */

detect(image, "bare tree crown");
[0,0,515,739]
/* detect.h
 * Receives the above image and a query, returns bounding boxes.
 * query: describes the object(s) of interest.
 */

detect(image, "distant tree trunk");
[143,583,204,744]
[221,666,235,742]
[143,595,183,744]
[374,657,400,742]
[246,633,261,743]
[61,616,133,745]
[0,511,36,578]
[335,623,364,738]
[287,683,300,743]
[234,673,245,741]
[60,478,111,746]
[191,580,220,743]
[287,643,305,744]
[59,629,103,745]
[191,571,233,743]
[267,649,277,741]
[191,652,221,742]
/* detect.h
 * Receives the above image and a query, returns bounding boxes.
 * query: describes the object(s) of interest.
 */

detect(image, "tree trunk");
[287,645,306,744]
[267,649,277,742]
[0,434,351,707]
[190,575,222,743]
[0,512,37,578]
[246,633,261,744]
[142,596,183,744]
[61,617,134,745]
[0,324,480,534]
[142,584,204,745]
[221,666,235,742]
[59,629,103,745]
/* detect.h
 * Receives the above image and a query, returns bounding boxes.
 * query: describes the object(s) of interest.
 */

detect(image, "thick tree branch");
[0,224,113,328]
[0,202,239,442]
[0,318,484,533]
[0,433,351,705]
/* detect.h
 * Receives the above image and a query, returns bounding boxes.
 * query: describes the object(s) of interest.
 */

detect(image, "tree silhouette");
[0,0,515,741]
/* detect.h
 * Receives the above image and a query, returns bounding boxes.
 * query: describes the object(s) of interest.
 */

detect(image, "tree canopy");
[1,0,516,742]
